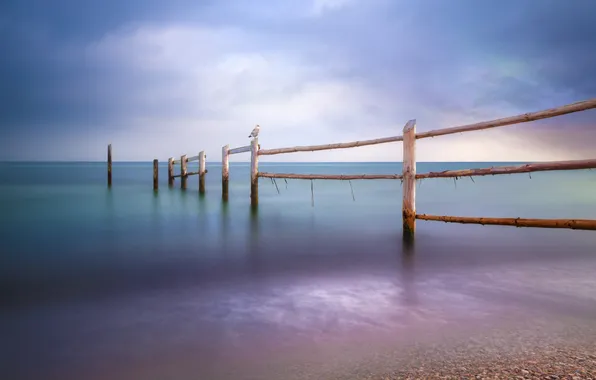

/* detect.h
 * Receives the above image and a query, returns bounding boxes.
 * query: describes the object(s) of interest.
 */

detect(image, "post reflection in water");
[220,200,230,254]
[247,206,262,274]
[150,190,164,251]
[197,190,208,237]
[102,188,116,253]
[400,238,418,308]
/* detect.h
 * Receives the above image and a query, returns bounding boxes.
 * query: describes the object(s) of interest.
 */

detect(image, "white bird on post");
[248,124,260,139]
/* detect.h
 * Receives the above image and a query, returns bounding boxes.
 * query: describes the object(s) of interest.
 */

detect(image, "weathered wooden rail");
[105,98,596,241]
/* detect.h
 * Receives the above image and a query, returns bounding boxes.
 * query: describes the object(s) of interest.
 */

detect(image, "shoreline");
[317,317,596,380]
[371,339,596,379]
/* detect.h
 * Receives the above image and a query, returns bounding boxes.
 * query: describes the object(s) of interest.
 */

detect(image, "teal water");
[1,162,595,379]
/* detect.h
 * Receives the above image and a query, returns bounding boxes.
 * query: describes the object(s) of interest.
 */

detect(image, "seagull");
[248,124,260,139]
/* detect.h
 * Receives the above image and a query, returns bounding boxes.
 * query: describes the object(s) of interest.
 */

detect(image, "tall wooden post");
[107,144,112,187]
[180,154,187,190]
[153,159,159,191]
[250,138,259,208]
[167,157,174,187]
[222,145,229,201]
[199,151,206,195]
[402,119,417,241]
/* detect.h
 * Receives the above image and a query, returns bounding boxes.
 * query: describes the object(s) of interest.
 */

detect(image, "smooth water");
[1,162,596,379]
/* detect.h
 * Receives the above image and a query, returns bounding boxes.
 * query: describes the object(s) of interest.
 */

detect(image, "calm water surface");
[1,162,595,379]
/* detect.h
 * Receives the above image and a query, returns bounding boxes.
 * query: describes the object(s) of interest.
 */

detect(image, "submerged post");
[199,151,206,194]
[402,119,417,241]
[153,159,159,191]
[168,157,174,187]
[250,138,259,208]
[180,154,187,190]
[222,145,229,201]
[107,144,112,187]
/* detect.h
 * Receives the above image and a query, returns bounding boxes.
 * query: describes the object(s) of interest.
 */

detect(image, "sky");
[1,0,595,162]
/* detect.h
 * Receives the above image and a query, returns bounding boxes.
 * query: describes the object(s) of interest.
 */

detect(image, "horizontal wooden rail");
[416,214,596,231]
[257,159,596,182]
[172,155,202,164]
[416,98,596,139]
[416,159,596,179]
[172,169,209,178]
[229,145,251,155]
[258,172,403,180]
[258,134,406,156]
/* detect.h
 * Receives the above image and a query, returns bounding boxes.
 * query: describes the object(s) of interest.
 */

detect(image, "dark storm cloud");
[0,0,218,39]
[341,0,596,111]
[0,0,221,133]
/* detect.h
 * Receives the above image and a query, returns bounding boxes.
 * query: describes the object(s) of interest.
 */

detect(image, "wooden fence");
[221,142,260,202]
[106,98,596,240]
[251,98,596,240]
[163,151,207,192]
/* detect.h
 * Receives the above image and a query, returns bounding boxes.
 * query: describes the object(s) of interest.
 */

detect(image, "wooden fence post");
[180,154,187,190]
[222,145,229,201]
[199,151,206,194]
[402,120,417,241]
[168,158,174,187]
[250,138,259,208]
[153,159,159,191]
[107,144,112,187]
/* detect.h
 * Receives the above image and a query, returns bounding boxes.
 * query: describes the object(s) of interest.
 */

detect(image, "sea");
[1,161,595,380]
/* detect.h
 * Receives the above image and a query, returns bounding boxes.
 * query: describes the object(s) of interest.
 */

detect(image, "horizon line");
[0,160,543,164]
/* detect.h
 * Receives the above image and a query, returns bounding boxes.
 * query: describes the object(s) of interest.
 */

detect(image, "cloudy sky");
[1,0,595,162]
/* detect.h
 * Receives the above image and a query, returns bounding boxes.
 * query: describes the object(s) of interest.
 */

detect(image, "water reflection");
[105,187,114,215]
[197,191,208,236]
[248,206,260,247]
[220,201,230,254]
[150,190,164,251]
[400,239,418,307]
[180,187,189,209]
[102,188,116,253]
[247,207,262,275]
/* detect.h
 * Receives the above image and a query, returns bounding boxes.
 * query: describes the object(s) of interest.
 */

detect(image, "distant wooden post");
[402,120,417,241]
[167,157,174,187]
[153,159,159,191]
[222,145,229,201]
[250,138,259,208]
[107,144,112,187]
[180,154,187,190]
[199,151,206,194]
